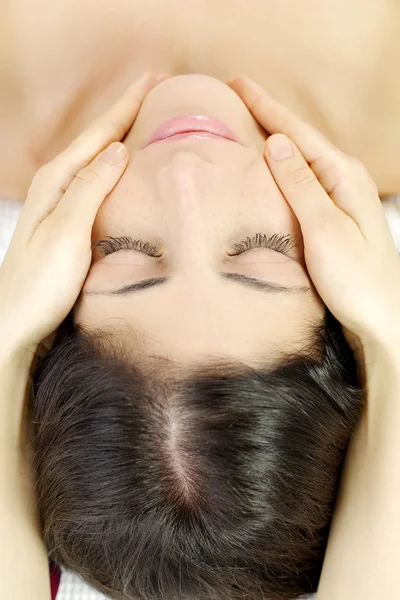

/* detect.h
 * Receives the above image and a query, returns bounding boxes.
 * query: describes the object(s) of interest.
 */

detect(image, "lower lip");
[143,116,242,148]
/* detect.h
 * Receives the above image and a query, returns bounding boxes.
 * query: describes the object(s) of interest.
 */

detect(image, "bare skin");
[0,0,399,200]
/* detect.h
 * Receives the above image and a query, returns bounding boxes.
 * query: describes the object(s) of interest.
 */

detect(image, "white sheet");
[56,568,110,600]
[1,195,399,600]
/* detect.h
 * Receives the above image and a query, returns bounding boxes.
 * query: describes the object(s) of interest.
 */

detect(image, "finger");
[44,71,155,175]
[228,76,388,236]
[267,134,390,240]
[156,73,172,83]
[265,133,359,241]
[19,72,156,234]
[43,142,129,240]
[227,75,337,163]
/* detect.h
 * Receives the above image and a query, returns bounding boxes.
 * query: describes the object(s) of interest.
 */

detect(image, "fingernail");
[267,134,294,160]
[99,142,127,164]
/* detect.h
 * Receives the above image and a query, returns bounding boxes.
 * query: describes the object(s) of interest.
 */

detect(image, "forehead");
[74,277,325,369]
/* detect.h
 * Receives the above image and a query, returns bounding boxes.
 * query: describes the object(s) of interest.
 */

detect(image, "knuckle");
[250,93,265,113]
[325,159,349,191]
[365,174,379,197]
[319,154,344,178]
[345,154,369,178]
[332,148,358,172]
[105,117,125,141]
[279,115,294,131]
[31,157,68,190]
[321,151,377,193]
[31,162,55,186]
[287,165,318,187]
[348,155,366,171]
[329,162,346,184]
[73,165,103,187]
[345,155,378,192]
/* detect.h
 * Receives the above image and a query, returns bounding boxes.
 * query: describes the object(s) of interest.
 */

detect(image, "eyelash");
[93,232,296,258]
[93,236,162,257]
[228,233,295,257]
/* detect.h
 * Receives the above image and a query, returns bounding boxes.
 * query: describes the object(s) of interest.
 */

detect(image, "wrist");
[0,343,37,373]
[360,334,400,401]
[0,331,38,368]
[0,341,37,460]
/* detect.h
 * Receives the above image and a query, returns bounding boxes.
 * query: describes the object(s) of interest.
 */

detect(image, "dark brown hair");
[28,310,364,600]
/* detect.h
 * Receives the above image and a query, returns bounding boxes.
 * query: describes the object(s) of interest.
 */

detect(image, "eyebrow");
[83,273,310,296]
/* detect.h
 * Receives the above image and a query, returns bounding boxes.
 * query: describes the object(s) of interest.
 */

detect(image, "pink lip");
[143,116,243,148]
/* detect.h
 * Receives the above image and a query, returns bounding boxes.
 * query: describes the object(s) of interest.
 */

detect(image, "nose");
[158,150,215,268]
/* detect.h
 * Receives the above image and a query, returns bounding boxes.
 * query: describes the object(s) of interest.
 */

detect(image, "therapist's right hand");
[228,75,400,354]
[0,72,168,356]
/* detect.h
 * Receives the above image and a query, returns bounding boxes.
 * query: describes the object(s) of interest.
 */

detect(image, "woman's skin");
[1,0,400,200]
[73,74,325,368]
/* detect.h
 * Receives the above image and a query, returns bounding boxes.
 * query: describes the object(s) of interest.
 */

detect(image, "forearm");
[0,346,51,600]
[317,339,400,599]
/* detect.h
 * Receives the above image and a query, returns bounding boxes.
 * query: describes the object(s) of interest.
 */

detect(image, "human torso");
[1,0,399,199]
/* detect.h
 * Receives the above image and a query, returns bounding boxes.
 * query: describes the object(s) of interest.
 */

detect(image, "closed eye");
[86,232,309,297]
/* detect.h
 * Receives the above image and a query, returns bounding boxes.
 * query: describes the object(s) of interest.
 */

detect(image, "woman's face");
[74,75,325,367]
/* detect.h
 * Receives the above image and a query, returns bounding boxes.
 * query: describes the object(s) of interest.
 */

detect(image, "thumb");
[265,133,350,239]
[48,142,129,236]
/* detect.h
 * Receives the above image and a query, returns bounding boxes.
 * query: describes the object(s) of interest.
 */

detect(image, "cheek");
[90,175,156,242]
[255,170,304,253]
[247,177,303,243]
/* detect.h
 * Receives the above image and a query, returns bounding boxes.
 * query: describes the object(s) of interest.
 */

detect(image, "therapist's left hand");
[0,72,165,356]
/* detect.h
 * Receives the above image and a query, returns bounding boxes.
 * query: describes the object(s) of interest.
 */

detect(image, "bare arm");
[317,337,400,599]
[0,346,51,600]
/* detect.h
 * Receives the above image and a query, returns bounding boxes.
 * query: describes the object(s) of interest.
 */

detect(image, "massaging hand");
[228,76,400,351]
[0,72,168,354]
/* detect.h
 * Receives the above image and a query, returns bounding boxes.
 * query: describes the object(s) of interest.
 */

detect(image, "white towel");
[1,195,399,600]
[56,567,110,600]
[383,195,400,249]
[55,567,316,600]
[0,198,24,266]
[56,567,317,600]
